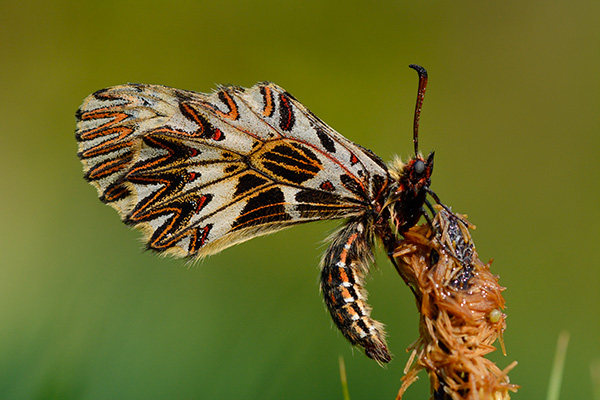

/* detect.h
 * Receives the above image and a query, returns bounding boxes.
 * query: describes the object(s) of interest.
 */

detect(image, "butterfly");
[75,65,438,364]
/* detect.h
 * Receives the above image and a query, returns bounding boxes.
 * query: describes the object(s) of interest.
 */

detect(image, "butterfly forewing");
[76,83,390,258]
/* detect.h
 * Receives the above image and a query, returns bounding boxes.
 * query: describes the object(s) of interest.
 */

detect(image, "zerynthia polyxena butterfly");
[76,65,443,364]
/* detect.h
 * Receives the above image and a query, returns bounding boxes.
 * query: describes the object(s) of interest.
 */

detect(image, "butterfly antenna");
[409,64,428,156]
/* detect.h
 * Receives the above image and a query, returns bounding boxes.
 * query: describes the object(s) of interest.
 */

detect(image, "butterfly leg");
[320,218,391,364]
[375,218,420,301]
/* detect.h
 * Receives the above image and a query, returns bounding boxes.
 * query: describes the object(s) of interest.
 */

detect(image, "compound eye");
[415,159,425,174]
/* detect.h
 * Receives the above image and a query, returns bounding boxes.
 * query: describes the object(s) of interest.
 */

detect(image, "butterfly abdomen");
[320,219,391,364]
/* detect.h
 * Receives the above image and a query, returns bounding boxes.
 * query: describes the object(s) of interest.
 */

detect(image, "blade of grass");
[546,331,569,400]
[338,355,351,400]
[591,359,600,400]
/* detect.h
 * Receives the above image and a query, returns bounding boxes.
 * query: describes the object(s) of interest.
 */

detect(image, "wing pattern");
[76,83,390,258]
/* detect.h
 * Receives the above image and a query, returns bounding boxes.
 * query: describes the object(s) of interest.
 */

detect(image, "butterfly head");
[404,152,434,195]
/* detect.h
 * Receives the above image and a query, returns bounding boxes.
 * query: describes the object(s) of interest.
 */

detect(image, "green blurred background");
[1,0,598,399]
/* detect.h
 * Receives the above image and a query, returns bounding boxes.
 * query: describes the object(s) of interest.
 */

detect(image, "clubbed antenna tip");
[408,64,428,156]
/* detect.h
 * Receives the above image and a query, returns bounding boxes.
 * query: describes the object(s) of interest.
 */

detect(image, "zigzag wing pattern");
[76,83,391,258]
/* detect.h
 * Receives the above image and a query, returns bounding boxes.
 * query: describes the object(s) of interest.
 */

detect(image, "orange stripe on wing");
[262,86,274,117]
[86,154,132,180]
[217,91,239,120]
[78,111,130,140]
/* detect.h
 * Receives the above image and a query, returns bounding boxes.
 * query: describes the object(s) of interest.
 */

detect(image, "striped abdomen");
[320,219,391,364]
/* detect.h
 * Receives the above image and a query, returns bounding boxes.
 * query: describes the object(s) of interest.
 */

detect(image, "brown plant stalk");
[393,207,518,400]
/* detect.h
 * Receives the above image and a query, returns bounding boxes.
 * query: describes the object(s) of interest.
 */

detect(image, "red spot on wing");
[212,128,223,141]
[195,195,209,213]
[319,180,335,192]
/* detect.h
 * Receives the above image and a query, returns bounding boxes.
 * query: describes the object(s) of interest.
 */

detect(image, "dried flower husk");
[393,207,518,400]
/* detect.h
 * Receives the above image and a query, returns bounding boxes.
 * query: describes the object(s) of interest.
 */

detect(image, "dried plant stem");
[393,207,518,400]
